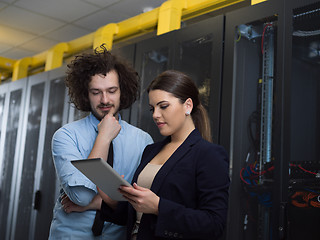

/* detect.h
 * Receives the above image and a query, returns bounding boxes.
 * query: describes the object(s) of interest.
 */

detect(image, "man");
[49,45,153,239]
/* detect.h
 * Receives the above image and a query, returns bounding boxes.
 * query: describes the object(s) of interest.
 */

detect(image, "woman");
[99,70,230,239]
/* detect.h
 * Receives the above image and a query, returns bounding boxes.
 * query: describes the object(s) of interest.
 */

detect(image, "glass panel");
[177,34,213,110]
[138,48,169,141]
[34,78,66,239]
[288,3,320,240]
[15,83,45,239]
[0,90,22,238]
[0,93,5,136]
[233,18,277,240]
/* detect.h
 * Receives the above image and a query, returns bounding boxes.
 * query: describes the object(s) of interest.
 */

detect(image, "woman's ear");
[184,98,193,115]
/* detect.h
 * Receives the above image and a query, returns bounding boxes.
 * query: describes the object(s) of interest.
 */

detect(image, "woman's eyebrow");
[156,100,168,105]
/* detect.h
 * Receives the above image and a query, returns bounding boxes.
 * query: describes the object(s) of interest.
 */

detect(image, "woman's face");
[148,89,188,137]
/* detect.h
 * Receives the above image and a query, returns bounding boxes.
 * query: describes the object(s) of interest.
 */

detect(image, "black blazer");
[101,129,230,240]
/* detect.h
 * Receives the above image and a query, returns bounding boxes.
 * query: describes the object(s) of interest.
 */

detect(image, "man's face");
[88,70,121,120]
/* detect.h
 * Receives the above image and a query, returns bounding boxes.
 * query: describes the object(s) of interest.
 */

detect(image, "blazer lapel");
[150,129,202,193]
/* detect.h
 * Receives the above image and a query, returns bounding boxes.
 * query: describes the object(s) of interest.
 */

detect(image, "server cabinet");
[3,68,69,240]
[0,79,27,240]
[134,31,173,141]
[134,16,225,143]
[173,15,224,144]
[222,0,320,239]
[287,1,320,239]
[32,68,69,239]
[11,72,47,240]
[222,1,282,240]
[112,44,137,123]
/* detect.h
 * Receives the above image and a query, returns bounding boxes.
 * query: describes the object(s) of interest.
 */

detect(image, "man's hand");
[89,113,121,160]
[61,194,102,214]
[98,113,121,142]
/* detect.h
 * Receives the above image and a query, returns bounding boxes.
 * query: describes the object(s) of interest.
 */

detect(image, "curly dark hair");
[65,45,139,111]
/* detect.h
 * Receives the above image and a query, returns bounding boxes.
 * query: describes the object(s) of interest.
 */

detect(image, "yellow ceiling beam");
[94,23,119,50]
[251,0,267,5]
[115,8,159,40]
[12,57,32,81]
[2,0,246,81]
[182,0,245,20]
[0,56,16,70]
[157,0,187,35]
[45,42,70,71]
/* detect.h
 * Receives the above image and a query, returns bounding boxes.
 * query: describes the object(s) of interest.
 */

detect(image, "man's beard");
[91,104,117,121]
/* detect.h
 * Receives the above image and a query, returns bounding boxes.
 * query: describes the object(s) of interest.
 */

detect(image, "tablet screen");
[71,158,131,201]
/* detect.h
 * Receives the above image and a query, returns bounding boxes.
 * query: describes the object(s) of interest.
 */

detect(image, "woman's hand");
[119,183,159,215]
[97,187,118,210]
[61,194,102,213]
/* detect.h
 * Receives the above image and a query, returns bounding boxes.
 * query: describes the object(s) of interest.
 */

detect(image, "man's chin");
[92,111,108,121]
[92,109,119,120]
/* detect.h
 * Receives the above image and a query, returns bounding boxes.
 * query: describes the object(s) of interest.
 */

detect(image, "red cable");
[298,165,317,175]
[261,23,273,54]
[240,167,251,185]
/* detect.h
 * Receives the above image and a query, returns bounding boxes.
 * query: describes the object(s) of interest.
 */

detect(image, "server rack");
[222,1,284,240]
[0,78,27,240]
[222,0,320,239]
[287,1,320,239]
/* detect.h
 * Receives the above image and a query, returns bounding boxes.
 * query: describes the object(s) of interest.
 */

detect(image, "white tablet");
[71,158,131,201]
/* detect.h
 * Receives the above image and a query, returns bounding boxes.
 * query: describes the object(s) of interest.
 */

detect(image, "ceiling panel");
[1,47,36,59]
[0,6,64,34]
[14,0,100,22]
[0,0,168,60]
[44,24,92,42]
[1,0,15,3]
[0,2,8,9]
[0,25,35,46]
[74,8,128,31]
[0,41,11,53]
[107,0,166,17]
[21,37,59,52]
[81,0,120,8]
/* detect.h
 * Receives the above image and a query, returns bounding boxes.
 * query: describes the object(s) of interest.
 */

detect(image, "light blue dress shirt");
[49,113,153,240]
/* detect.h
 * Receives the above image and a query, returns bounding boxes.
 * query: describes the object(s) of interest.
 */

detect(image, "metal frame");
[7,66,71,239]
[48,66,70,207]
[4,78,28,240]
[0,82,9,182]
[222,1,283,239]
[29,71,50,240]
[10,72,47,240]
